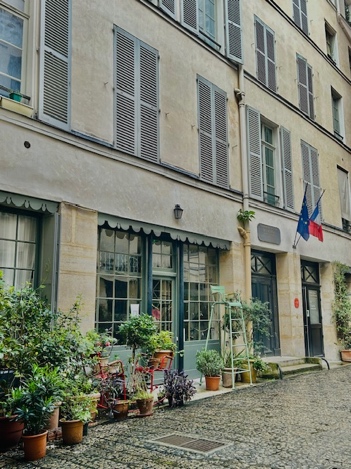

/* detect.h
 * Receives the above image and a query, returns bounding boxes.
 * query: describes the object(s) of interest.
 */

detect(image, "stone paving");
[1,366,351,469]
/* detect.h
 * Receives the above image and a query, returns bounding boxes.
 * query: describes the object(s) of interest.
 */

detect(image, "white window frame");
[337,167,351,229]
[325,21,338,65]
[301,140,321,215]
[261,122,279,206]
[331,87,344,141]
[198,0,216,43]
[0,0,30,99]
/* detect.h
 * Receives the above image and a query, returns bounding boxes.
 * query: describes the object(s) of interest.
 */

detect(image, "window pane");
[0,9,23,47]
[15,269,32,288]
[0,239,15,266]
[3,1,25,12]
[17,216,37,241]
[100,229,115,251]
[16,242,35,269]
[0,212,16,238]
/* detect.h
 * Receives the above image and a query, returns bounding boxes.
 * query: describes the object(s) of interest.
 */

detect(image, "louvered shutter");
[266,28,276,92]
[247,106,263,199]
[280,127,294,210]
[160,0,176,19]
[255,19,266,85]
[307,65,314,119]
[115,28,137,156]
[139,42,159,162]
[297,56,309,116]
[225,0,243,64]
[301,141,311,214]
[310,146,321,214]
[181,0,198,34]
[214,88,228,188]
[337,168,351,220]
[293,0,301,28]
[198,77,213,183]
[39,0,71,129]
[300,0,308,34]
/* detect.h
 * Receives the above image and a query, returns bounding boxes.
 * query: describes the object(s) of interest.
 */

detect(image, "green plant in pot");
[133,389,154,417]
[147,330,176,369]
[0,387,25,452]
[60,389,92,446]
[196,349,223,391]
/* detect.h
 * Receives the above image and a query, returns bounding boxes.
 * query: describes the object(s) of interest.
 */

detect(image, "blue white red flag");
[309,202,323,242]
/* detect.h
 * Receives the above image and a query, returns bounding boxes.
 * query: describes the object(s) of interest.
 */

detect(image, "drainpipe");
[235,64,252,302]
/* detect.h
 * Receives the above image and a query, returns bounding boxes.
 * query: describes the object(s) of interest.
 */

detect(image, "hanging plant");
[237,209,255,223]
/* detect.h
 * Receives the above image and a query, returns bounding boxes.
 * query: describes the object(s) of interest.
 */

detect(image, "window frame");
[292,0,308,35]
[254,16,276,92]
[337,166,351,229]
[261,122,278,206]
[331,87,343,140]
[325,21,338,65]
[301,140,321,215]
[297,54,314,120]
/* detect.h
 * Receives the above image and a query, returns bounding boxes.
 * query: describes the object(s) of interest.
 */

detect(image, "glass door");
[152,278,173,331]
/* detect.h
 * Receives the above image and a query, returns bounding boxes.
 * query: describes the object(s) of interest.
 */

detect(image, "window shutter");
[297,56,309,116]
[225,0,243,64]
[198,77,213,183]
[301,141,312,212]
[214,88,228,187]
[293,0,301,29]
[115,28,137,156]
[160,0,176,19]
[307,65,314,119]
[181,0,198,34]
[139,42,159,162]
[247,106,263,199]
[280,127,294,210]
[266,28,276,92]
[255,19,266,85]
[300,0,308,34]
[338,168,351,221]
[310,146,321,214]
[39,0,71,129]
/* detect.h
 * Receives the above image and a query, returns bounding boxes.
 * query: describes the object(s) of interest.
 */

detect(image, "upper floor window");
[246,106,294,210]
[325,22,337,64]
[114,27,159,163]
[254,17,276,92]
[198,0,216,42]
[331,88,343,140]
[301,140,321,214]
[297,54,314,120]
[337,167,351,232]
[293,0,308,34]
[197,75,228,188]
[0,0,26,98]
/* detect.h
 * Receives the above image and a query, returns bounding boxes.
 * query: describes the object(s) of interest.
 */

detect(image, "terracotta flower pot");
[112,400,129,421]
[205,375,220,391]
[340,350,351,362]
[22,431,48,461]
[153,350,173,370]
[136,397,154,417]
[0,416,24,452]
[45,402,62,431]
[60,419,83,445]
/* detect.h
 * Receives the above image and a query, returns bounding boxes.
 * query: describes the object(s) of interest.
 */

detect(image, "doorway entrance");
[301,262,324,357]
[251,250,280,356]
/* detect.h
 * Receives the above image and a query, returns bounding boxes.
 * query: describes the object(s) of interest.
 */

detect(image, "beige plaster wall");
[57,203,97,332]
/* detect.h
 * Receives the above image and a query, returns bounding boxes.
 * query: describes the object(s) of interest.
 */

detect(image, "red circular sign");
[294,298,299,308]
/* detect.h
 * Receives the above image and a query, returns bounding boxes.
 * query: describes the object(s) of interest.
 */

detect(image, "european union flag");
[297,188,310,241]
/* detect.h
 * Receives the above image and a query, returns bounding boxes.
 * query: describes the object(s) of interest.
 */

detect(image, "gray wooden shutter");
[225,0,243,64]
[255,18,266,85]
[115,28,137,156]
[300,0,308,34]
[39,0,71,129]
[307,65,314,119]
[293,0,301,29]
[247,106,263,199]
[139,42,159,162]
[198,77,213,183]
[310,146,321,214]
[280,127,294,210]
[266,28,276,92]
[160,0,176,19]
[181,0,198,34]
[214,87,228,187]
[297,55,309,116]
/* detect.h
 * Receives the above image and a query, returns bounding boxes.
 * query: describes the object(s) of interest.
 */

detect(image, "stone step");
[262,357,323,379]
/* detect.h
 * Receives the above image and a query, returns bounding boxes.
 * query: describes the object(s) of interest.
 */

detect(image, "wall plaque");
[257,223,281,245]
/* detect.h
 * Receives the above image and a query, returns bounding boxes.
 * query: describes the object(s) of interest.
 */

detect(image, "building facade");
[0,0,350,374]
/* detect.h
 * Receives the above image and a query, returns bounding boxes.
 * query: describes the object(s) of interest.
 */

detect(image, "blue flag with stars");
[297,187,310,241]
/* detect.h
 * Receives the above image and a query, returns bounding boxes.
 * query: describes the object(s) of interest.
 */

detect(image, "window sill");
[0,97,33,118]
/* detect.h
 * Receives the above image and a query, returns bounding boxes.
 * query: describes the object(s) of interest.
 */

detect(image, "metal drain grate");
[150,433,231,454]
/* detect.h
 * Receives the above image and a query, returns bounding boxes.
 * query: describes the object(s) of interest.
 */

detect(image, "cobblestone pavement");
[1,366,351,469]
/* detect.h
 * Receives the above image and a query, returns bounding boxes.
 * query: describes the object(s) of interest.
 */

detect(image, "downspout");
[236,64,252,302]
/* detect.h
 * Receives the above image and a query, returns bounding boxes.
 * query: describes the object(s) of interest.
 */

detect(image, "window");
[0,210,38,288]
[331,88,343,140]
[197,75,228,187]
[292,0,308,34]
[96,228,143,338]
[198,0,216,42]
[297,55,314,119]
[246,106,294,209]
[301,141,321,214]
[337,167,351,232]
[0,0,26,97]
[255,17,276,92]
[183,244,219,341]
[325,22,337,64]
[114,27,159,163]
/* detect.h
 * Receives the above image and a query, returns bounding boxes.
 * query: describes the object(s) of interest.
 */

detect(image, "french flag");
[309,203,323,242]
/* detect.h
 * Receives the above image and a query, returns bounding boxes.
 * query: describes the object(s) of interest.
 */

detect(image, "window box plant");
[195,349,223,391]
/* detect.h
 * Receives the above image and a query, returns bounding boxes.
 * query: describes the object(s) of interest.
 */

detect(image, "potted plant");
[147,330,176,369]
[0,387,24,452]
[332,262,351,361]
[97,373,128,421]
[119,313,157,366]
[133,389,154,417]
[195,349,223,391]
[163,369,196,407]
[13,365,61,461]
[239,355,268,384]
[60,391,92,445]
